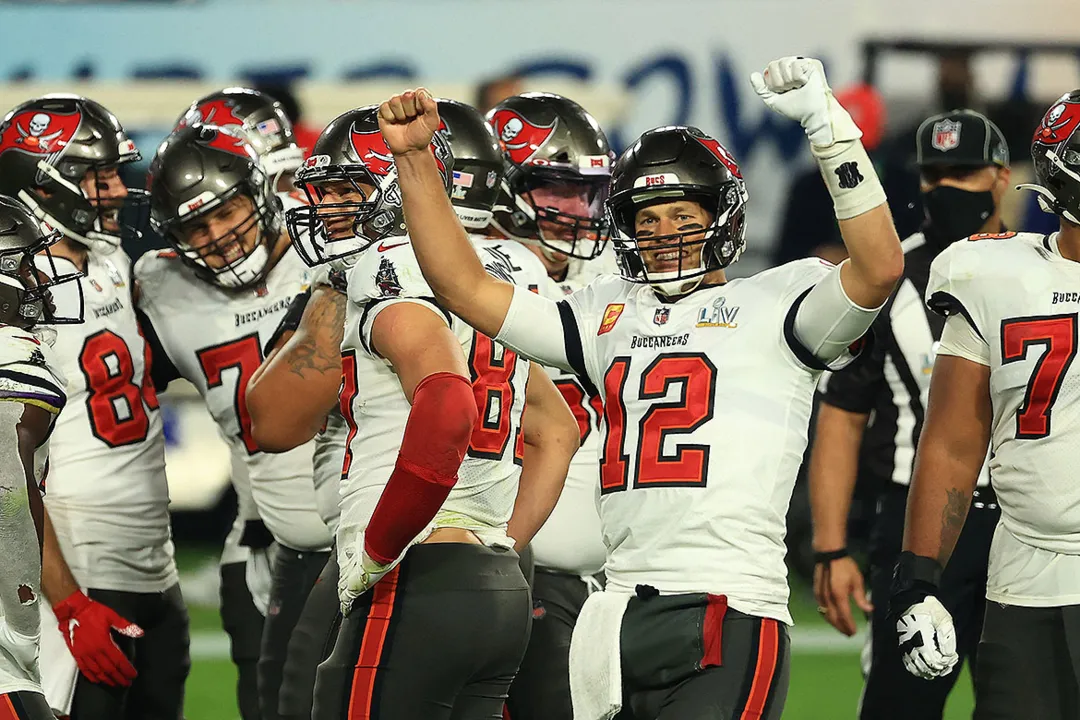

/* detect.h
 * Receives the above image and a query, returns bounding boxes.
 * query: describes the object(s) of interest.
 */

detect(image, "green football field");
[177,549,975,720]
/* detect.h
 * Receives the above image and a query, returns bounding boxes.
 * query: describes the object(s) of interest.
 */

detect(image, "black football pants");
[220,560,266,720]
[258,546,331,720]
[505,568,594,720]
[313,543,531,720]
[279,551,341,720]
[860,485,998,720]
[974,602,1080,720]
[69,584,190,720]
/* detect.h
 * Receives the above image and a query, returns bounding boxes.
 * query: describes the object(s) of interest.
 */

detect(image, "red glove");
[53,591,143,687]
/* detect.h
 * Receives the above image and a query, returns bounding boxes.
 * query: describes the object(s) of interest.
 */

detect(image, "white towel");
[570,590,632,720]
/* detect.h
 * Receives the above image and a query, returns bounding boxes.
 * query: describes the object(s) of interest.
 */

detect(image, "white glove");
[750,57,861,148]
[337,538,395,616]
[895,596,959,680]
[0,618,40,678]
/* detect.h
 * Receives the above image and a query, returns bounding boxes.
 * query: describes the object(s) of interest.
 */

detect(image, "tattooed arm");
[247,284,348,452]
[903,354,992,566]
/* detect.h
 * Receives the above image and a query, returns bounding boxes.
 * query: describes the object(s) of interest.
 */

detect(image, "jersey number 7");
[600,353,717,494]
[1001,314,1078,439]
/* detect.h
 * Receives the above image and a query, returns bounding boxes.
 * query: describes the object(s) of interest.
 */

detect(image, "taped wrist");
[812,139,886,220]
[364,372,478,564]
[888,551,942,619]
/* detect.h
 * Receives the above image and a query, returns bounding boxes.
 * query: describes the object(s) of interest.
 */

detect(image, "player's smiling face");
[633,199,715,275]
[80,165,129,233]
[177,193,260,270]
[315,179,375,240]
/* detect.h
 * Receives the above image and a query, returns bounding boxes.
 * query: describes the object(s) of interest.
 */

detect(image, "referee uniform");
[816,110,1008,719]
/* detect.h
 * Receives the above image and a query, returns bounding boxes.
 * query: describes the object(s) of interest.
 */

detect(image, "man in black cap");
[806,109,1010,719]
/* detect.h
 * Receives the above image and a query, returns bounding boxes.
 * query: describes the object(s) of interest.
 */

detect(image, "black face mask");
[922,185,996,246]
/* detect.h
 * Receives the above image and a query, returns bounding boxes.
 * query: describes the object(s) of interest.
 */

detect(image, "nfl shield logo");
[653,308,670,325]
[931,119,962,152]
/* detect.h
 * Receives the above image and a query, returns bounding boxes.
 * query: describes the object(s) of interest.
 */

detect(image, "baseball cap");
[916,109,1009,168]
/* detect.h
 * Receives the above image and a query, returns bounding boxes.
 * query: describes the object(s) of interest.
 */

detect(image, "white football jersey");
[337,238,536,554]
[35,250,176,593]
[0,325,66,697]
[135,240,333,552]
[927,231,1080,605]
[529,248,613,576]
[559,258,850,624]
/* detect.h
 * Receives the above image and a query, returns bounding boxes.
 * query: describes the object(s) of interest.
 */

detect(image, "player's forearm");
[248,287,345,451]
[903,439,980,567]
[837,203,904,308]
[0,403,44,635]
[508,389,579,549]
[41,507,80,606]
[393,150,513,338]
[809,403,867,551]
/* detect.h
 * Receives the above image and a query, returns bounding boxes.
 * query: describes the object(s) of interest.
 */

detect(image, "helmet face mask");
[487,94,613,259]
[513,171,610,260]
[289,159,400,269]
[0,195,84,327]
[149,125,282,290]
[0,95,147,254]
[285,105,452,270]
[608,126,748,296]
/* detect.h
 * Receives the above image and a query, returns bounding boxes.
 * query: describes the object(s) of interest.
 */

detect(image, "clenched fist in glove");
[751,55,886,221]
[53,590,144,687]
[890,551,958,680]
[750,56,861,148]
[895,595,959,680]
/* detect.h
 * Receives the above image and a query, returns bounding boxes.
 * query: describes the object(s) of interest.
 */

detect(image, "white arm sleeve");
[496,284,575,374]
[793,260,884,364]
[937,313,991,366]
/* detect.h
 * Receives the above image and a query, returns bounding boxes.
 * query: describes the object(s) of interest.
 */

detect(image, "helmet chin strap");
[651,274,705,299]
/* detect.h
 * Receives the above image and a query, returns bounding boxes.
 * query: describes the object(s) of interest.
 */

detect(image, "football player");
[892,92,1080,720]
[810,109,1009,719]
[379,54,903,719]
[175,87,305,192]
[281,105,578,720]
[247,97,556,720]
[0,195,82,720]
[0,95,190,720]
[485,92,613,720]
[137,124,335,720]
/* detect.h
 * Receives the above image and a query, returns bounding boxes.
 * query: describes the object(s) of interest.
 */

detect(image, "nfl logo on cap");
[931,119,962,152]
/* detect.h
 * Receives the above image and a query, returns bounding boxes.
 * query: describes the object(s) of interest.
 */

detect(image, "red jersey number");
[601,353,717,494]
[79,330,155,447]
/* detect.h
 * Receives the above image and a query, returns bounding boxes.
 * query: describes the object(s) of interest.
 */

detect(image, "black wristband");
[888,551,942,618]
[813,548,850,564]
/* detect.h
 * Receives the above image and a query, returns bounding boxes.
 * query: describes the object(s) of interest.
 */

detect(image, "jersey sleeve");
[781,258,878,372]
[133,249,185,390]
[347,244,453,358]
[817,313,887,413]
[925,240,990,341]
[0,328,66,414]
[937,312,991,366]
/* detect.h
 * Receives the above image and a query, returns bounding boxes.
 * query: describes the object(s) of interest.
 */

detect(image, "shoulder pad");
[0,327,66,413]
[346,241,434,306]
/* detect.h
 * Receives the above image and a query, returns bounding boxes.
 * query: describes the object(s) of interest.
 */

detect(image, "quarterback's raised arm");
[754,57,903,311]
